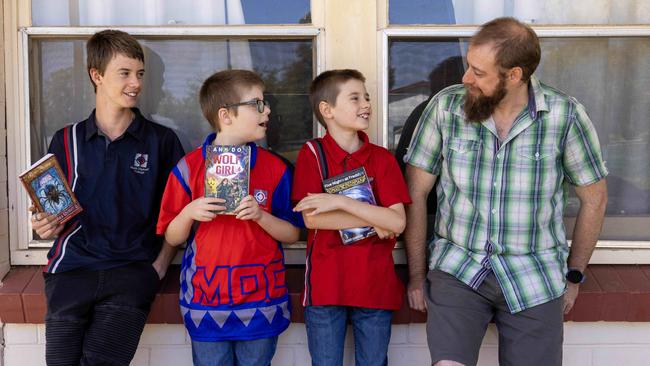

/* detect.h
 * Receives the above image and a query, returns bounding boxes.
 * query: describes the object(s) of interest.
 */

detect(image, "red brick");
[22,269,47,323]
[0,266,38,322]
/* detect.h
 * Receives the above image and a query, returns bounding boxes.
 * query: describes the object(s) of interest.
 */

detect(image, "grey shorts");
[425,269,563,366]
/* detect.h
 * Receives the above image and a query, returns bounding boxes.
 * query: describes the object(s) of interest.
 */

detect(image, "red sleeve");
[156,167,192,235]
[373,148,412,208]
[291,144,324,203]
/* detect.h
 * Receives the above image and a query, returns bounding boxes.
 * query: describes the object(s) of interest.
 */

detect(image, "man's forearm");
[568,180,608,271]
[568,204,606,270]
[404,197,428,281]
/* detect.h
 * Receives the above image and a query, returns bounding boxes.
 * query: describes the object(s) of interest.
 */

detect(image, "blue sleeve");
[271,167,305,228]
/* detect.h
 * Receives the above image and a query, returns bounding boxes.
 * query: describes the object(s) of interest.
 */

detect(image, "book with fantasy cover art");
[19,153,82,224]
[205,145,251,214]
[322,167,377,245]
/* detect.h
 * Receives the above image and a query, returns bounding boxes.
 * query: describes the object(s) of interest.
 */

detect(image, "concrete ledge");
[2,265,650,324]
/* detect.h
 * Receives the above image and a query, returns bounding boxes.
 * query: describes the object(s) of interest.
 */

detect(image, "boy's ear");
[89,68,103,87]
[319,101,333,120]
[217,107,232,128]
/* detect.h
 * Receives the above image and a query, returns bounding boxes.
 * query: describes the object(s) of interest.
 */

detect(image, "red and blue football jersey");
[157,134,302,341]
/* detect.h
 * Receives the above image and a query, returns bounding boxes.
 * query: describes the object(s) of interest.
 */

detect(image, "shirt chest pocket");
[516,145,557,166]
[447,138,482,189]
[514,145,561,195]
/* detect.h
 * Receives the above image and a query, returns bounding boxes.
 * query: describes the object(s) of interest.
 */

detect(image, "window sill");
[1,265,649,324]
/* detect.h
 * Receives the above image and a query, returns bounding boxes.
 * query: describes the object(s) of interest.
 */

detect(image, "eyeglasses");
[222,99,270,113]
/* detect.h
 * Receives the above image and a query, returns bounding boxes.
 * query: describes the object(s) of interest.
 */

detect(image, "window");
[7,0,322,260]
[382,0,650,254]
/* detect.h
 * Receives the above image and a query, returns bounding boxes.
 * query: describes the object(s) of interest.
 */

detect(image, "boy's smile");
[93,53,144,111]
[328,79,372,134]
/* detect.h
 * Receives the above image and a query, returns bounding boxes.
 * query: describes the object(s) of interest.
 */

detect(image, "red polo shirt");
[292,131,411,310]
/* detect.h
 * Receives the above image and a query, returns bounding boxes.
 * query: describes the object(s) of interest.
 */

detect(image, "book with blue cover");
[205,145,251,214]
[322,167,377,245]
[19,153,82,224]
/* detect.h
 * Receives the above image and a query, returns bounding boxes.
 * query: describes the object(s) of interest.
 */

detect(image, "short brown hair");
[470,17,540,82]
[86,30,144,91]
[309,69,366,127]
[199,69,265,130]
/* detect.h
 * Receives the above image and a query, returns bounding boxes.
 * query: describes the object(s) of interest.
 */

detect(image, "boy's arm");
[295,193,406,234]
[151,240,177,279]
[254,210,300,243]
[234,195,300,243]
[164,197,226,246]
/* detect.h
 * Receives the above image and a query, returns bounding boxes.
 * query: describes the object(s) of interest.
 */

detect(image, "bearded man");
[403,17,608,366]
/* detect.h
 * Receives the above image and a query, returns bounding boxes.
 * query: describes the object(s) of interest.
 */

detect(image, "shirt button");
[496,154,501,159]
[535,152,540,158]
[491,209,496,214]
[493,182,497,187]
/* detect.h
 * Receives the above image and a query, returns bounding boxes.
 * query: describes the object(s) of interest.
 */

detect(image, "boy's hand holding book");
[373,226,396,240]
[181,197,226,222]
[233,195,263,222]
[30,205,64,240]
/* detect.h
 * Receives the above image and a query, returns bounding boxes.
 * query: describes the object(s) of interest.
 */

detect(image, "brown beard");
[463,77,507,123]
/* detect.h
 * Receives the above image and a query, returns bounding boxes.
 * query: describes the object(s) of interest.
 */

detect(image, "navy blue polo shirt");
[44,108,185,273]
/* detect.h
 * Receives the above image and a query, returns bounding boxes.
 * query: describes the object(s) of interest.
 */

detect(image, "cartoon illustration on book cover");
[205,145,251,214]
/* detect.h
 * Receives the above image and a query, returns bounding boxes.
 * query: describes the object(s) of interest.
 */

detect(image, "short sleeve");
[374,149,412,208]
[403,97,444,176]
[156,158,192,235]
[562,103,609,186]
[271,166,305,228]
[291,144,324,203]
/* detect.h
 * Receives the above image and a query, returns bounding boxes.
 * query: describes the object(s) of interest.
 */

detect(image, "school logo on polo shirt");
[131,153,150,174]
[254,189,268,206]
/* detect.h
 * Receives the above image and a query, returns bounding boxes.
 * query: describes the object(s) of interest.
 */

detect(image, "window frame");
[6,0,325,265]
[377,20,650,261]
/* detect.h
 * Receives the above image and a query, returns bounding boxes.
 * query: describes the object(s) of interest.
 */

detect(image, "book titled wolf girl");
[19,153,82,224]
[205,145,251,215]
[322,167,377,245]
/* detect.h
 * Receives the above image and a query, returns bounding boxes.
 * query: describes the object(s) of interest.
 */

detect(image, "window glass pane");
[32,0,311,26]
[30,38,314,162]
[389,0,650,25]
[388,37,650,235]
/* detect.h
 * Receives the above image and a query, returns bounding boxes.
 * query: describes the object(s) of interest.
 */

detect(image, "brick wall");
[4,323,650,365]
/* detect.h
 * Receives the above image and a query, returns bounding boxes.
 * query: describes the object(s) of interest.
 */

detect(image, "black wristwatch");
[566,269,586,284]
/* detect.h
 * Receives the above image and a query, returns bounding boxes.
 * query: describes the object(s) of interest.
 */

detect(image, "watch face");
[567,270,584,284]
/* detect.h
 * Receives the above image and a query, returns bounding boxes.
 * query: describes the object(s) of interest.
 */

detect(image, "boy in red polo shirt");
[293,69,411,365]
[157,70,302,366]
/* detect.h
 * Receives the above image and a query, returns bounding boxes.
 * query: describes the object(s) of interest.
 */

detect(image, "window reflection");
[30,38,314,162]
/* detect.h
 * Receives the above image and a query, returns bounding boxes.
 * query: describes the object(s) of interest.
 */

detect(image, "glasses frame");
[222,99,270,113]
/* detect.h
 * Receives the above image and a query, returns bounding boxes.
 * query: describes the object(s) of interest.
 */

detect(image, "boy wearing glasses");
[157,69,302,366]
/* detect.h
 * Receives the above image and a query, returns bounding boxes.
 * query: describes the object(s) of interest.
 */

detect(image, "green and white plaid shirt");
[405,76,608,313]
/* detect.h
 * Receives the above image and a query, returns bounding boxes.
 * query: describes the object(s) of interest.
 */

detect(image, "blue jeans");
[305,305,393,366]
[191,336,278,366]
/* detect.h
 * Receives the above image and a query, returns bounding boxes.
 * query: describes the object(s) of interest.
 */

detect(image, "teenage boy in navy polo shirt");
[157,69,302,366]
[292,69,411,366]
[30,30,184,365]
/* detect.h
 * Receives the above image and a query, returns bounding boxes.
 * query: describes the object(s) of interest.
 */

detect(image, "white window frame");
[377,22,650,263]
[6,1,326,265]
